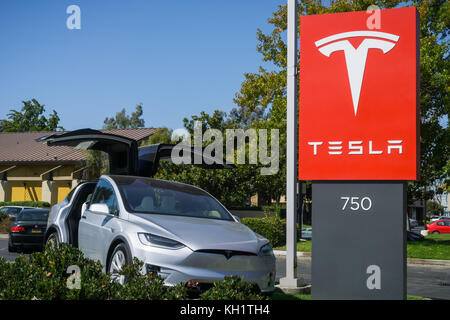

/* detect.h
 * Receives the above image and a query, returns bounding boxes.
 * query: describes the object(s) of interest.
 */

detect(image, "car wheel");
[46,232,59,248]
[108,243,132,285]
[8,238,16,253]
[432,231,440,234]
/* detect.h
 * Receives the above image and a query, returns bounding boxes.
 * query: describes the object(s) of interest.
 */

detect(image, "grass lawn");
[407,233,450,260]
[274,241,311,252]
[269,292,311,300]
[274,234,450,260]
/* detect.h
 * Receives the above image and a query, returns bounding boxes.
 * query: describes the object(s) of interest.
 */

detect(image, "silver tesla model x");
[40,129,276,292]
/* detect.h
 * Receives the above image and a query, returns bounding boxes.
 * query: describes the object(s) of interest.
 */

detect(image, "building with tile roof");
[0,128,156,205]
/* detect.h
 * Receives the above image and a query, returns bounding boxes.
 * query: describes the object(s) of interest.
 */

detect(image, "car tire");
[432,231,440,234]
[107,243,132,285]
[7,238,16,253]
[45,232,59,248]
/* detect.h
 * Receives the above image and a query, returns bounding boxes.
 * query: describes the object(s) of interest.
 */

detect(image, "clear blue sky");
[0,0,285,131]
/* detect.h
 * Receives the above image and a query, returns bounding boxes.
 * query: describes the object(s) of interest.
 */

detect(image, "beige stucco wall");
[0,164,83,205]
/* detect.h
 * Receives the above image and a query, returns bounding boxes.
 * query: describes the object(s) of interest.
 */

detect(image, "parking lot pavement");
[276,256,450,300]
[0,238,31,262]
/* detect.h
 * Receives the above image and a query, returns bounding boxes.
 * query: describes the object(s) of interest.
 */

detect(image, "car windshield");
[112,176,233,221]
[17,210,49,221]
[5,207,22,216]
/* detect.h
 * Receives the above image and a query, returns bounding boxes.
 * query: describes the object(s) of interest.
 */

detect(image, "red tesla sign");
[298,7,419,180]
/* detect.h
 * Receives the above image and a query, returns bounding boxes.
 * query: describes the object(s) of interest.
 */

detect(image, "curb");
[275,284,311,295]
[274,250,311,258]
[0,234,8,239]
[406,258,450,267]
[274,250,450,267]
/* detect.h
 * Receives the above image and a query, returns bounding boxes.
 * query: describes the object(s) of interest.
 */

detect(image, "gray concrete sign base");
[276,283,312,295]
[312,182,407,300]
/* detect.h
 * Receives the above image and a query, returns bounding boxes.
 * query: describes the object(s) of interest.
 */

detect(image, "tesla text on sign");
[298,7,419,180]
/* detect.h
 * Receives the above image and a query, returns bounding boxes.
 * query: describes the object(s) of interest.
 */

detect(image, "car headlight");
[259,243,274,257]
[138,233,185,250]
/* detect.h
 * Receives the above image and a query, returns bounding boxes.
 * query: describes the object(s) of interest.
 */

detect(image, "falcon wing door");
[138,144,235,177]
[37,128,138,175]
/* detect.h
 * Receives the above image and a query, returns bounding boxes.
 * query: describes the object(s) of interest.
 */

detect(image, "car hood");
[129,213,267,253]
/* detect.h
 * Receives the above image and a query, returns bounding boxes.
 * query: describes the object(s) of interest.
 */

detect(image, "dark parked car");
[8,209,50,252]
[407,230,424,241]
[0,206,35,218]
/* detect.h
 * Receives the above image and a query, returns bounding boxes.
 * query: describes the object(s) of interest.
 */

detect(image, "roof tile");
[0,128,156,164]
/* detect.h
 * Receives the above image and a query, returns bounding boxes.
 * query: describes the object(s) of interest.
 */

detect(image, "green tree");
[408,0,449,204]
[155,111,255,207]
[426,200,445,216]
[103,104,145,129]
[147,127,173,145]
[0,99,64,132]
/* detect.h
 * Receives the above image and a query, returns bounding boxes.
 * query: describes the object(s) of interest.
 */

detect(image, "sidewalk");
[274,250,450,267]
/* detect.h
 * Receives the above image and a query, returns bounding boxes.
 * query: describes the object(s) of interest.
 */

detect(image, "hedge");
[0,201,51,208]
[228,206,263,211]
[241,217,303,247]
[241,217,286,247]
[200,276,266,300]
[0,243,265,300]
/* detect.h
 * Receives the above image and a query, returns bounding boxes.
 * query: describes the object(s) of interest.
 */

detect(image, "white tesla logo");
[316,31,399,116]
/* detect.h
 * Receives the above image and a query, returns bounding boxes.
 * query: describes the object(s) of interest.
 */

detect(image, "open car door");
[37,129,139,175]
[138,143,235,177]
[38,129,235,177]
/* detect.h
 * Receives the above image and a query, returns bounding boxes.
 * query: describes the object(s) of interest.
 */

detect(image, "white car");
[430,216,445,223]
[40,129,276,292]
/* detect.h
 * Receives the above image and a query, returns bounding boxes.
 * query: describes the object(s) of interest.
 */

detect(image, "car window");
[114,176,233,221]
[17,210,49,221]
[66,187,76,203]
[437,221,444,226]
[91,179,119,216]
[445,221,450,227]
[6,207,22,216]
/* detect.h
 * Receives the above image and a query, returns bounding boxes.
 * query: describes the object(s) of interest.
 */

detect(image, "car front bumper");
[133,244,276,292]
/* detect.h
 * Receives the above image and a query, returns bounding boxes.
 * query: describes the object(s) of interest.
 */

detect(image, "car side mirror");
[9,217,16,222]
[232,215,241,223]
[89,203,110,215]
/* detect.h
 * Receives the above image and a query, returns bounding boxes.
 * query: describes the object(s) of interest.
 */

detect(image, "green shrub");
[0,243,187,300]
[0,201,51,208]
[228,206,262,211]
[262,205,286,219]
[241,217,285,247]
[0,243,112,300]
[0,244,264,300]
[111,258,187,300]
[199,276,266,300]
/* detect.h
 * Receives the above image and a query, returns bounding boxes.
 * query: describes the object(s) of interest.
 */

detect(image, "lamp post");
[279,0,303,290]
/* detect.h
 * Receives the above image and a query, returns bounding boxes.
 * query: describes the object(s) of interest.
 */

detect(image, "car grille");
[195,249,257,260]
